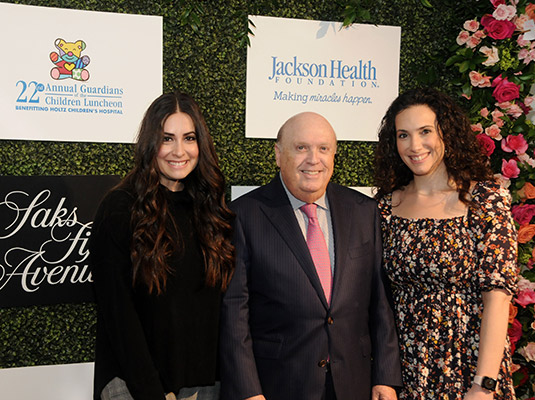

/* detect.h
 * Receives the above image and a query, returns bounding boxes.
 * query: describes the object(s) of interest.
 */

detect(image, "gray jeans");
[101,377,220,400]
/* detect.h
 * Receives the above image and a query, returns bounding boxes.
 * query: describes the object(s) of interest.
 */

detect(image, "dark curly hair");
[120,91,235,294]
[374,87,493,204]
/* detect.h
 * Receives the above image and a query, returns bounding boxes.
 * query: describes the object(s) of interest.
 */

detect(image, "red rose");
[512,204,535,225]
[481,14,515,39]
[476,133,496,156]
[492,75,520,102]
[508,318,523,345]
[515,366,529,387]
[519,101,531,115]
[490,0,505,7]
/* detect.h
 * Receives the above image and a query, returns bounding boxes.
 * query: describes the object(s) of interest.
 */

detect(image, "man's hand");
[244,396,266,400]
[372,385,397,400]
[165,392,177,400]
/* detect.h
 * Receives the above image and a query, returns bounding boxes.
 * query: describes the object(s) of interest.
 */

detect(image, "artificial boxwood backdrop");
[0,0,475,368]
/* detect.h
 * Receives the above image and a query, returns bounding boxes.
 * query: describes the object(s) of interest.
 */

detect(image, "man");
[220,112,402,400]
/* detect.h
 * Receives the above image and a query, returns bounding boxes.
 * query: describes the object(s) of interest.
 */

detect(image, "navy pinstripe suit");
[220,175,402,400]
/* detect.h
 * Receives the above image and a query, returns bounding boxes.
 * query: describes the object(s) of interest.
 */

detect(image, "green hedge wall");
[0,0,475,368]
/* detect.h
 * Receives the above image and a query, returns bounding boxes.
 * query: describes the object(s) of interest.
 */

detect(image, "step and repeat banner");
[0,5,399,400]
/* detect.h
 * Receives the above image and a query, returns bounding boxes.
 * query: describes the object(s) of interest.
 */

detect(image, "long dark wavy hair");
[374,87,493,204]
[120,91,235,294]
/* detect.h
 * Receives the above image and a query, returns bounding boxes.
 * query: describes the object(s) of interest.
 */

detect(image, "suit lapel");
[260,176,329,309]
[327,184,354,306]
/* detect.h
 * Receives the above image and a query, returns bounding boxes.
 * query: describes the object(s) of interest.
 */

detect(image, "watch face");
[482,377,497,391]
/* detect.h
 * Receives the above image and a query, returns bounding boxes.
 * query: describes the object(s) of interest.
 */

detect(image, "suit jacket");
[220,175,401,400]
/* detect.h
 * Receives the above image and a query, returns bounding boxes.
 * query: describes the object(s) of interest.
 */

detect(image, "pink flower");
[501,134,528,154]
[516,15,530,30]
[518,277,535,291]
[525,96,535,106]
[511,363,521,374]
[463,19,480,32]
[517,153,535,167]
[494,173,511,188]
[473,30,486,39]
[508,319,523,345]
[519,48,535,65]
[501,158,520,179]
[485,124,503,140]
[516,288,535,306]
[491,109,505,127]
[471,122,484,133]
[480,107,489,118]
[493,4,517,21]
[476,133,496,156]
[466,35,482,48]
[519,342,535,362]
[481,14,516,39]
[492,75,520,102]
[512,204,535,224]
[469,71,491,87]
[505,103,523,118]
[457,30,470,45]
[480,45,500,66]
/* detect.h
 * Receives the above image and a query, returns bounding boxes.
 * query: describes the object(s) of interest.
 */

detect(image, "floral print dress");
[378,181,518,399]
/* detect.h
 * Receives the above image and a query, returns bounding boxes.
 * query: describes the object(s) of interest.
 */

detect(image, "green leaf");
[446,55,463,66]
[459,60,471,73]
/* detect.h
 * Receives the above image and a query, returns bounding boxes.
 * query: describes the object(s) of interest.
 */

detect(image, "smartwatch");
[473,375,497,391]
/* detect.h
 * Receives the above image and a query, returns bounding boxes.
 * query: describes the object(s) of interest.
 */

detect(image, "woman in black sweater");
[90,91,235,400]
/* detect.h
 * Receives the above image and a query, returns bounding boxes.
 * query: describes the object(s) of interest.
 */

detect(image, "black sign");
[0,175,120,307]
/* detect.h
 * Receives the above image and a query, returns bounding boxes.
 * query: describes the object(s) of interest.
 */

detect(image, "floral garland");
[448,0,535,397]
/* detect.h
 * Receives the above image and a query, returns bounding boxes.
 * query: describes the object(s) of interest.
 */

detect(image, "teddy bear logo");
[49,38,90,81]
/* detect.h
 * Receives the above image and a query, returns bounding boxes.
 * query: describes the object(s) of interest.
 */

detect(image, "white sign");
[246,15,401,141]
[231,185,373,201]
[0,363,93,400]
[0,2,162,143]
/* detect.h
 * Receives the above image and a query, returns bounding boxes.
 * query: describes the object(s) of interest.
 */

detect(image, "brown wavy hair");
[120,91,235,294]
[374,87,493,204]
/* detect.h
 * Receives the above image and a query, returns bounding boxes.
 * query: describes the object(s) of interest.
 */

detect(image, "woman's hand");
[463,385,494,400]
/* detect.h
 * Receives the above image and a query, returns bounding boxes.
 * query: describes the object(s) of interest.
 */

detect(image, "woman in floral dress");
[374,88,518,400]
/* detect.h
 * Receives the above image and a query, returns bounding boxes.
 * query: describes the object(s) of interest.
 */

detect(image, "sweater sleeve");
[90,189,167,400]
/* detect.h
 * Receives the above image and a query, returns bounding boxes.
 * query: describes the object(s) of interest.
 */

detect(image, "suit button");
[318,359,328,368]
[327,317,334,325]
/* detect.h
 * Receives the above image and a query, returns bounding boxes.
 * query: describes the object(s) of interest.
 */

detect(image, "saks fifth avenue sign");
[0,176,119,307]
[246,15,401,141]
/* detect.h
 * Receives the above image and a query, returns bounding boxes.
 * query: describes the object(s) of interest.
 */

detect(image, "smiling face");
[395,104,446,178]
[156,111,199,191]
[275,112,337,203]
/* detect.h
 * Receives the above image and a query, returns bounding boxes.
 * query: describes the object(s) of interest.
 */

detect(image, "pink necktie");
[300,203,332,304]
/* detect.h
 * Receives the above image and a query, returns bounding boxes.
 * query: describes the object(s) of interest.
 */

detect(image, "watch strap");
[473,375,497,391]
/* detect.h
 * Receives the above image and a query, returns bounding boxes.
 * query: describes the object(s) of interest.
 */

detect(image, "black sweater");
[90,186,221,400]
